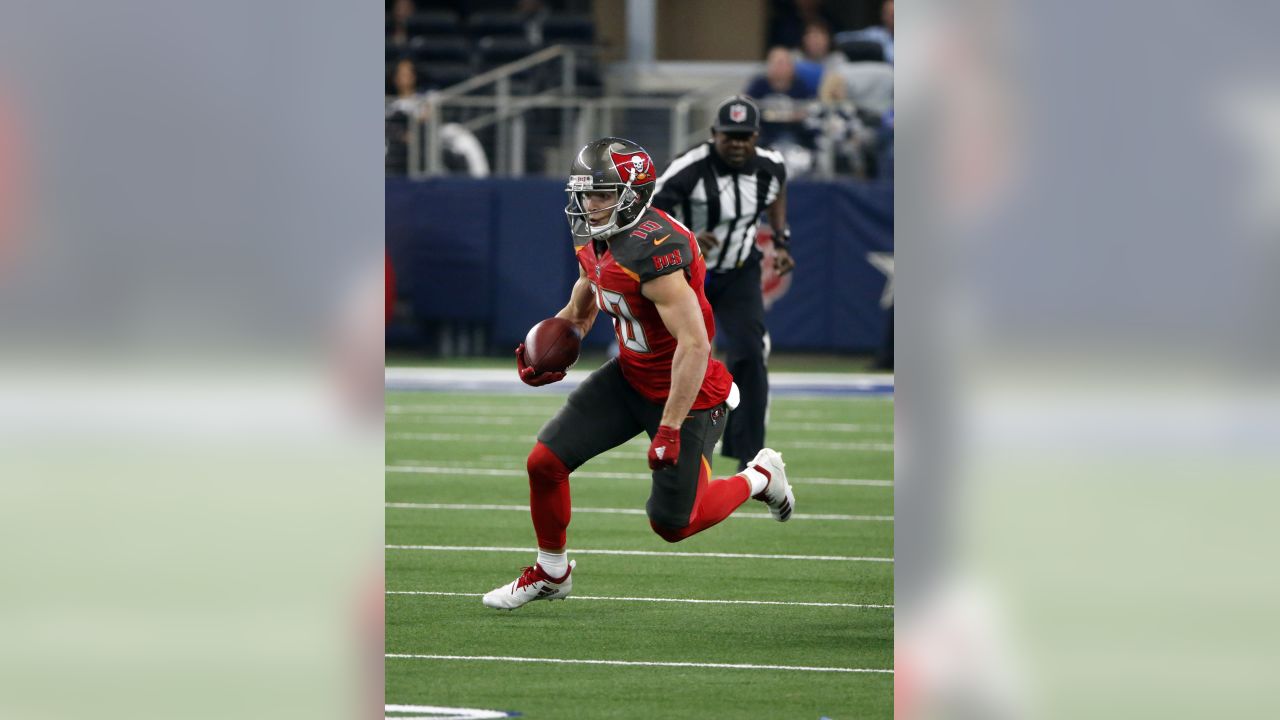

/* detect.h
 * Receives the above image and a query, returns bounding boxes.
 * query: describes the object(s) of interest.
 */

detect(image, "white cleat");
[481,560,575,610]
[748,448,794,522]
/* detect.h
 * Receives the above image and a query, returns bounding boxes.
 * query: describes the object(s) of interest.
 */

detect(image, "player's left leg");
[643,402,754,542]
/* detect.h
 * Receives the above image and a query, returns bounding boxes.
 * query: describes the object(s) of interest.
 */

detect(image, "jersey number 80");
[591,282,650,353]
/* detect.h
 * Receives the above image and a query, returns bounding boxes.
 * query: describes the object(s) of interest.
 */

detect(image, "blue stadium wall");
[386,177,893,352]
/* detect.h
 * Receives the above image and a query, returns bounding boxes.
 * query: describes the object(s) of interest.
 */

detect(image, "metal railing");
[394,46,882,179]
[398,44,717,178]
[427,95,697,174]
[418,45,580,177]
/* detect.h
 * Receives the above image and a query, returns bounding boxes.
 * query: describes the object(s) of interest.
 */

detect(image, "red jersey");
[576,207,733,409]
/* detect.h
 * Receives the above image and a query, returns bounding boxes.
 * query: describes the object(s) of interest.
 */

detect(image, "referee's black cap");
[712,95,761,133]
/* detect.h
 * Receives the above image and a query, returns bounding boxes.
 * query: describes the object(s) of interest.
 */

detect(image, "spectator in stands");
[387,59,422,118]
[835,0,894,64]
[384,59,417,175]
[748,46,819,99]
[386,60,490,178]
[794,20,844,92]
[806,72,874,177]
[388,0,415,47]
[832,58,894,119]
[745,47,818,152]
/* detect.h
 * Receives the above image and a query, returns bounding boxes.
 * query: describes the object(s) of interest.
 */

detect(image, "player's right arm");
[554,266,599,338]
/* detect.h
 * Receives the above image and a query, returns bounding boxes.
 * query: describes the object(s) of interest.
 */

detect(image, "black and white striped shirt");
[651,142,787,273]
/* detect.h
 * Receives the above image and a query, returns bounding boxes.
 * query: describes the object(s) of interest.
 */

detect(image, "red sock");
[527,441,571,549]
[651,457,752,542]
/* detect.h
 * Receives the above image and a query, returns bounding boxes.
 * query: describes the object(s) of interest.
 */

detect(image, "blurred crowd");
[750,0,895,179]
[386,0,894,180]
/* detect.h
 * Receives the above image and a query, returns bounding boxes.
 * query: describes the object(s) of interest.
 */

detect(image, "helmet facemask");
[564,183,644,240]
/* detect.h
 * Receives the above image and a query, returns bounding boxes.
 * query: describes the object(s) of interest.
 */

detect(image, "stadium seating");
[542,15,594,45]
[417,62,473,90]
[409,35,472,65]
[477,36,537,71]
[465,12,526,39]
[406,10,461,36]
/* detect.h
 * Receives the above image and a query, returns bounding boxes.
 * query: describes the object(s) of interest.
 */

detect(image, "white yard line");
[386,368,893,395]
[385,590,893,609]
[385,544,893,563]
[385,704,511,719]
[385,653,893,674]
[388,433,892,451]
[385,501,893,522]
[385,464,894,487]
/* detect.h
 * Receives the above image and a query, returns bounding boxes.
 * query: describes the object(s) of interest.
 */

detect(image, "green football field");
[386,387,894,719]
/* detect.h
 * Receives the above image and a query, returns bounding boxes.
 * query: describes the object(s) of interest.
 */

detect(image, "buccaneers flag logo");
[610,151,654,185]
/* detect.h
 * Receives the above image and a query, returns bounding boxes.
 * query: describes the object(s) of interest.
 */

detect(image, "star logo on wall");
[867,252,894,309]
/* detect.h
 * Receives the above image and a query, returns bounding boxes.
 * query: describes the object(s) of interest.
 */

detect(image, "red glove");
[515,344,566,387]
[648,425,681,470]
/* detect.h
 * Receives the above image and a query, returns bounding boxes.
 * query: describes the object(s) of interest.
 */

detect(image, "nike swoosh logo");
[652,234,671,246]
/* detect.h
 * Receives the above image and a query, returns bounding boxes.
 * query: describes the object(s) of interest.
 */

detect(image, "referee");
[652,95,794,471]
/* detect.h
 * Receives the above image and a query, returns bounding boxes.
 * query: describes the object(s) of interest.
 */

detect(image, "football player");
[483,137,796,610]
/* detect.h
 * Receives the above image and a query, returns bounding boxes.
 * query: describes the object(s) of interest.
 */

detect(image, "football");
[523,317,582,374]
